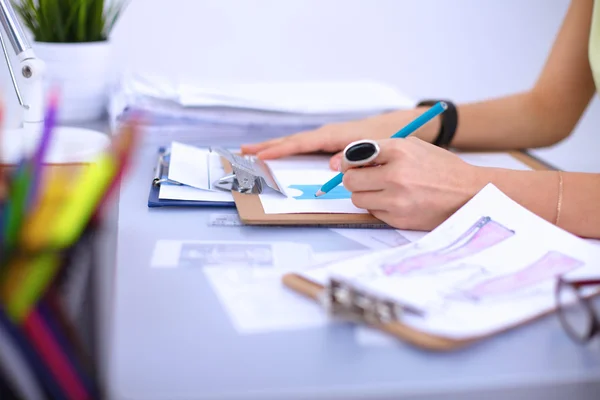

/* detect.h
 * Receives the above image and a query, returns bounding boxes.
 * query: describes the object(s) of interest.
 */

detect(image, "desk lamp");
[0,0,110,164]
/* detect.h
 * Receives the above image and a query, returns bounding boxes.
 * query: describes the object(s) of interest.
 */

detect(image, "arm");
[244,0,597,163]
[480,168,600,238]
[412,0,596,150]
[466,0,600,238]
[344,0,600,238]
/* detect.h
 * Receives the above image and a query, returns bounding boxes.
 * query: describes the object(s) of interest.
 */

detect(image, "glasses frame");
[555,276,600,344]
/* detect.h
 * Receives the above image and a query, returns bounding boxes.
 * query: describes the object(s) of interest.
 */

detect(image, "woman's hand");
[341,137,488,231]
[241,108,437,171]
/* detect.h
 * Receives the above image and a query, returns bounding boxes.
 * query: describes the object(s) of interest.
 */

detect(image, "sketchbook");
[282,184,600,350]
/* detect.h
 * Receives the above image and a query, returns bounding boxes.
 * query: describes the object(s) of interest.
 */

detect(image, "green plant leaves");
[12,0,128,43]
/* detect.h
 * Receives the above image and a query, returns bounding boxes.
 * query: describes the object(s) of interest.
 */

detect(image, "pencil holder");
[0,223,103,400]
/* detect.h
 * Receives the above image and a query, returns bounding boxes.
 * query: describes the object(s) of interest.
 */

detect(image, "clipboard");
[148,147,235,208]
[218,149,552,228]
[215,147,389,228]
[280,271,597,351]
[279,151,573,351]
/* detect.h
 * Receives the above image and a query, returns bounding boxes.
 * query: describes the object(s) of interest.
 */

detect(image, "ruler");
[208,213,390,229]
[208,213,243,226]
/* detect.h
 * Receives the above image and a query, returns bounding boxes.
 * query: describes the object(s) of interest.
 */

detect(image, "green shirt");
[591,0,600,90]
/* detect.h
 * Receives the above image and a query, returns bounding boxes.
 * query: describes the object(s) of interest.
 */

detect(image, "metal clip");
[152,149,183,187]
[212,147,287,195]
[320,277,422,325]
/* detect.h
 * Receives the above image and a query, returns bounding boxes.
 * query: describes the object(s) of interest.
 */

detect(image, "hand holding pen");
[315,102,448,196]
[331,103,489,231]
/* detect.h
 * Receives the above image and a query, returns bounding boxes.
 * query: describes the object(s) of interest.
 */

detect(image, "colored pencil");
[315,101,448,197]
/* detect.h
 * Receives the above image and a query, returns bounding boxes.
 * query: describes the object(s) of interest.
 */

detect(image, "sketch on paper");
[381,216,515,275]
[178,243,274,268]
[294,184,600,339]
[446,251,584,302]
[287,184,352,200]
[258,167,367,214]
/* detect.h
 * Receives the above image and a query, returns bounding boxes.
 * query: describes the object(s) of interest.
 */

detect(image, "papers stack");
[157,142,234,204]
[109,72,415,146]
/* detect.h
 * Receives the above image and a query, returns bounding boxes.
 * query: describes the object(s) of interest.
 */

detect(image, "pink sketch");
[450,251,583,301]
[381,216,514,275]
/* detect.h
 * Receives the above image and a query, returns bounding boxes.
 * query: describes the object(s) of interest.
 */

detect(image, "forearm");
[411,92,555,150]
[477,167,600,238]
[410,0,596,151]
[409,87,588,151]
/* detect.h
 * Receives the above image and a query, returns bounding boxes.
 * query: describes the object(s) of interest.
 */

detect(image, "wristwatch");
[416,99,458,149]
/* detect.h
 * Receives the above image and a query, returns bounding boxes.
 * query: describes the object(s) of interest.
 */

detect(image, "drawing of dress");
[381,216,514,275]
[448,251,583,302]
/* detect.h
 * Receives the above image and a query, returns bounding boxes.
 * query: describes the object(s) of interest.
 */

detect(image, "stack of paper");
[158,142,234,203]
[108,72,415,145]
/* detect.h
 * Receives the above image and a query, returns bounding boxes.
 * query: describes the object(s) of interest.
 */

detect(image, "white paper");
[331,229,413,250]
[458,152,532,170]
[151,240,298,268]
[159,184,234,202]
[151,240,327,333]
[312,250,372,265]
[260,156,366,214]
[167,141,211,190]
[178,80,415,114]
[158,142,234,202]
[110,74,413,146]
[298,184,600,339]
[260,168,367,214]
[586,238,600,247]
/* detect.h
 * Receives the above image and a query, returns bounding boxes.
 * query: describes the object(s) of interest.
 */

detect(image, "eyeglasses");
[555,276,600,344]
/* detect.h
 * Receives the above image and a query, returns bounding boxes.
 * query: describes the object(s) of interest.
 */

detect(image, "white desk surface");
[91,124,600,400]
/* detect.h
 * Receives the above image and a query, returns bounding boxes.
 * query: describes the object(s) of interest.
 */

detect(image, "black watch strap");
[416,99,458,148]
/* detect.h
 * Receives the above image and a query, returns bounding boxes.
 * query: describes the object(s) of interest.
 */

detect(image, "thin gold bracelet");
[555,170,563,226]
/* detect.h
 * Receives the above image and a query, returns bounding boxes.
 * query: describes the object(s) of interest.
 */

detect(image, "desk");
[97,133,600,400]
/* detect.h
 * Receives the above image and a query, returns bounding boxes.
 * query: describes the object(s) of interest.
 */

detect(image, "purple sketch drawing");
[450,251,583,301]
[381,216,514,275]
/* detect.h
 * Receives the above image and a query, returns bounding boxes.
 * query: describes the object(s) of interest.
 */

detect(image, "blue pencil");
[315,101,448,197]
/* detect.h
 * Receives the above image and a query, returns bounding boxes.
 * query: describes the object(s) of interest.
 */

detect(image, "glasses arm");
[563,278,600,288]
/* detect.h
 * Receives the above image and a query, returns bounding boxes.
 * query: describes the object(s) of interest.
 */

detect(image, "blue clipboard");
[148,147,235,208]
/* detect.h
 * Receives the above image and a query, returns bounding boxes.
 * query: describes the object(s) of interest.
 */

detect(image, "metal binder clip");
[152,149,183,187]
[212,147,287,195]
[321,277,422,325]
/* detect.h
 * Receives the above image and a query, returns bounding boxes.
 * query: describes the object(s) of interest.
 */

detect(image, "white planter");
[33,41,113,123]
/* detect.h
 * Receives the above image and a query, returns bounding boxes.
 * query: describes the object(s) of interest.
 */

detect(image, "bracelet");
[555,170,563,226]
[416,99,458,148]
